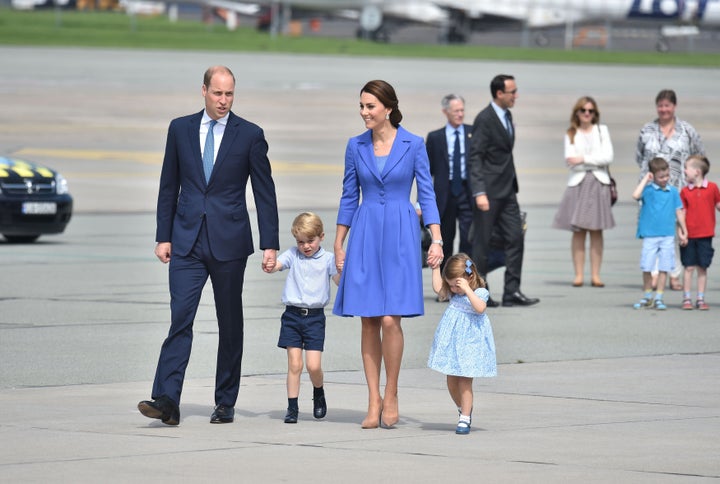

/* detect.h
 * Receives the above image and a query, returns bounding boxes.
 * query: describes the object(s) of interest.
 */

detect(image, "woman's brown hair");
[567,96,600,143]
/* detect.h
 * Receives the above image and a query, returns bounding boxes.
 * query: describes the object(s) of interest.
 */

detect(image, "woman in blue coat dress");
[333,80,443,429]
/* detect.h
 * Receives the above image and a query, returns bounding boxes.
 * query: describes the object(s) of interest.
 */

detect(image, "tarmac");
[0,48,719,482]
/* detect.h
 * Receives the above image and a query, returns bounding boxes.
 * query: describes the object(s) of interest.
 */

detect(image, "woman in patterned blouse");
[636,89,705,290]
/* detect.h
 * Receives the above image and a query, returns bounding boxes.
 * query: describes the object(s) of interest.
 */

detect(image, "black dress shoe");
[138,395,180,426]
[486,296,499,308]
[502,291,540,307]
[284,407,299,424]
[210,405,234,424]
[313,395,327,419]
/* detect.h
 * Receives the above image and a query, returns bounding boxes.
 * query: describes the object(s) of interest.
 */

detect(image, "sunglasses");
[579,108,595,114]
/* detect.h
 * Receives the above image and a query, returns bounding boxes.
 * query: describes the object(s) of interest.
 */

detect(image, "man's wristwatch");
[432,240,443,246]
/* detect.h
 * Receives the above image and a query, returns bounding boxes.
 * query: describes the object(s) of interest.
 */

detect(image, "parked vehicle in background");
[0,157,73,243]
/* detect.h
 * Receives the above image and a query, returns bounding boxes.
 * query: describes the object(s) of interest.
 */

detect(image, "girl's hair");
[360,80,403,128]
[567,96,600,143]
[439,253,486,297]
[291,212,324,239]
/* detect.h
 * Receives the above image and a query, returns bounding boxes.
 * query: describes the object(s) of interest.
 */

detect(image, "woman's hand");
[334,247,345,273]
[427,243,443,268]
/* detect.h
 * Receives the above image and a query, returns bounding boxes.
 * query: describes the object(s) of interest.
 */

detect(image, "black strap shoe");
[284,407,299,424]
[313,395,327,419]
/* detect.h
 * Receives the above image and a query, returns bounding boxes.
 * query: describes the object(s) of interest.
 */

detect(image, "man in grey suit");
[468,74,539,307]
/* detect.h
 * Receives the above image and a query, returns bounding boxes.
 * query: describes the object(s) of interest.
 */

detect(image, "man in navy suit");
[138,66,279,425]
[468,74,538,307]
[426,94,474,271]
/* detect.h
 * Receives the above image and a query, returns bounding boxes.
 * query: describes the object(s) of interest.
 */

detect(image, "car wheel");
[3,235,41,243]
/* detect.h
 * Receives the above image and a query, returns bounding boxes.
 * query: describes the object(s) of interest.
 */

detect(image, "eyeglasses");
[579,108,595,114]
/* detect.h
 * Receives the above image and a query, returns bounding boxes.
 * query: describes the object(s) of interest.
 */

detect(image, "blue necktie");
[451,129,462,197]
[203,119,217,183]
[504,110,513,138]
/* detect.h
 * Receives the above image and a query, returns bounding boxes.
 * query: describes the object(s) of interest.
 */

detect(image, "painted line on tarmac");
[14,148,344,174]
[13,148,638,175]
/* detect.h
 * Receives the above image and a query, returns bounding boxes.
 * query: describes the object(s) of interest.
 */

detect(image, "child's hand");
[453,277,472,295]
[645,172,654,183]
[679,234,688,246]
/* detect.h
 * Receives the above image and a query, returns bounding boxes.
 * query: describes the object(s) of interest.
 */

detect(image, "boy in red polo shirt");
[680,155,720,310]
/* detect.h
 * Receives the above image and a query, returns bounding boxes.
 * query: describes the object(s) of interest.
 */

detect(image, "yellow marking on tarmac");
[271,161,344,174]
[14,148,644,176]
[15,148,161,165]
[12,148,344,174]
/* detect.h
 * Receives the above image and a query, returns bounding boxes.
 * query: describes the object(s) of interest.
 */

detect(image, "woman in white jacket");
[553,96,615,287]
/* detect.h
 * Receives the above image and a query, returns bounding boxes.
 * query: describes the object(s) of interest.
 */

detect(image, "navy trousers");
[152,221,248,407]
[440,182,473,267]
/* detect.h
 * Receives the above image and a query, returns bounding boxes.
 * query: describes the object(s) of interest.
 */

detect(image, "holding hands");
[262,249,278,273]
[427,242,443,269]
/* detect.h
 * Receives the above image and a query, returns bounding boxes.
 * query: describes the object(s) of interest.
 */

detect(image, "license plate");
[22,202,57,215]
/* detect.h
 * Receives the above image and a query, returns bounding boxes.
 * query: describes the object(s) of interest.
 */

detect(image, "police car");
[0,157,73,243]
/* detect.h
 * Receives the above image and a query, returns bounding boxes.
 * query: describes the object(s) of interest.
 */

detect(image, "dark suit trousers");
[471,194,524,296]
[152,221,248,407]
[440,183,473,265]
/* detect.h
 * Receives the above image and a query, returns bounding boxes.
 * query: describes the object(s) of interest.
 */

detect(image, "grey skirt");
[552,173,615,231]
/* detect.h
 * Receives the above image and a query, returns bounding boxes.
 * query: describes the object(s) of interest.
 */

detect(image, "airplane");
[61,0,715,46]
[436,0,720,44]
[209,0,720,45]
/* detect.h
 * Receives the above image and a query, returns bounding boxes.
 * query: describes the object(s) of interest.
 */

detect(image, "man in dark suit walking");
[468,74,539,307]
[138,66,280,425]
[426,94,473,268]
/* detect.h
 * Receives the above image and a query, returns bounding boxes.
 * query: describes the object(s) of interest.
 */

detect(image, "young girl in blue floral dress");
[428,253,497,434]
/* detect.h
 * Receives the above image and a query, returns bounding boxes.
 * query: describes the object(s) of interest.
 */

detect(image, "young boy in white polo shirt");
[268,212,340,423]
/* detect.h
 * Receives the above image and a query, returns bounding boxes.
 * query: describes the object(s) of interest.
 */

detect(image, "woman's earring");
[385,113,390,120]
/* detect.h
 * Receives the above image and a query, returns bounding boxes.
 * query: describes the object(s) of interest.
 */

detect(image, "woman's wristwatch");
[431,240,443,246]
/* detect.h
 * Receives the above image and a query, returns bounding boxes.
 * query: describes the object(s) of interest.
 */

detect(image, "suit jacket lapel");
[440,131,449,164]
[489,104,513,149]
[381,126,411,178]
[187,111,204,182]
[357,130,382,182]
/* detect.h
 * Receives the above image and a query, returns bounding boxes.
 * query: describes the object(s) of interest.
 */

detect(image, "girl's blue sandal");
[456,418,471,435]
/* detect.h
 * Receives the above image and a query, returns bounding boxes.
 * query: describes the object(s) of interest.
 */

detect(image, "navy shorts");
[278,306,326,351]
[680,237,714,269]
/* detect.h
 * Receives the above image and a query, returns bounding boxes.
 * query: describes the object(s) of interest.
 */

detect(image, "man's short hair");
[490,74,514,99]
[441,94,464,110]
